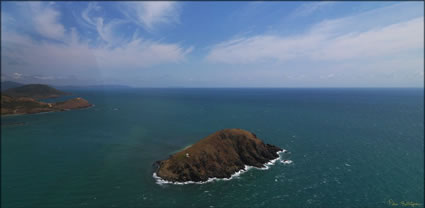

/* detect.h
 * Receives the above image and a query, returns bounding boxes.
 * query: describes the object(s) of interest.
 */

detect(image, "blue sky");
[1,1,423,87]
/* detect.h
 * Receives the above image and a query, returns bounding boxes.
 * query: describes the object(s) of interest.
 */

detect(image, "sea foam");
[281,160,293,165]
[153,149,289,185]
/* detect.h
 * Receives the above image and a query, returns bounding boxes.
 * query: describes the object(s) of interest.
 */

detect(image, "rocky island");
[154,129,282,183]
[1,84,92,116]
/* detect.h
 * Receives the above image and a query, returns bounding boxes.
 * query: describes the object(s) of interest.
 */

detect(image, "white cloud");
[81,2,100,26]
[95,18,129,45]
[80,2,180,48]
[1,29,192,77]
[206,33,326,63]
[312,18,423,60]
[313,2,424,35]
[320,73,335,79]
[28,2,66,40]
[13,72,23,79]
[93,38,192,70]
[80,3,128,46]
[122,2,180,31]
[206,13,423,63]
[204,3,423,87]
[34,75,55,80]
[1,2,192,83]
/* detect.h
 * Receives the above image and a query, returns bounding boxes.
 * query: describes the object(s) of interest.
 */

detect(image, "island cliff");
[154,129,282,183]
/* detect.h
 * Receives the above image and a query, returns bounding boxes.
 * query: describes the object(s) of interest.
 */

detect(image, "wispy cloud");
[80,3,128,46]
[13,72,23,79]
[206,4,423,64]
[81,2,100,26]
[28,2,66,40]
[1,2,192,84]
[312,18,423,60]
[2,2,422,87]
[95,18,129,46]
[2,29,192,81]
[319,73,335,79]
[206,34,324,63]
[121,2,180,31]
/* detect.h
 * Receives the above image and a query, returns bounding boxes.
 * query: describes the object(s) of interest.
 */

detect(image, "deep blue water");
[1,88,424,208]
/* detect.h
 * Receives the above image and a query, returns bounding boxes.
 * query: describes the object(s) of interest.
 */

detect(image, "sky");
[1,1,424,87]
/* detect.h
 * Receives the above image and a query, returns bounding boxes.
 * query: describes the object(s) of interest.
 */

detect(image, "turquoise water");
[1,88,423,208]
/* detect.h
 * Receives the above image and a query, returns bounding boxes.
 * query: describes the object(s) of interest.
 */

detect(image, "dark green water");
[1,88,424,208]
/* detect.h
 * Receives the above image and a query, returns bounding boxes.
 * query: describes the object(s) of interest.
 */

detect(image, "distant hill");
[55,84,133,90]
[1,81,24,91]
[2,84,70,99]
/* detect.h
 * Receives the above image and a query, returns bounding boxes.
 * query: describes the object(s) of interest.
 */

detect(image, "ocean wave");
[255,150,286,170]
[153,166,250,185]
[281,160,293,165]
[153,149,289,185]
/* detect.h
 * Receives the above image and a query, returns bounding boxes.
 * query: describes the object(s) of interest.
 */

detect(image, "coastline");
[1,104,95,118]
[153,149,292,185]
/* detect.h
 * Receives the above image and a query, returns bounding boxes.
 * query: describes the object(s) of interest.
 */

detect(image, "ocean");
[1,88,423,208]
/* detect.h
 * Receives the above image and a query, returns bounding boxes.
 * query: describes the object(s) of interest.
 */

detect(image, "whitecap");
[281,160,293,165]
[153,165,251,185]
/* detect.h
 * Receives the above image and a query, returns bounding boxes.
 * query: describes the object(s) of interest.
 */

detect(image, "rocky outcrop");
[154,129,282,182]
